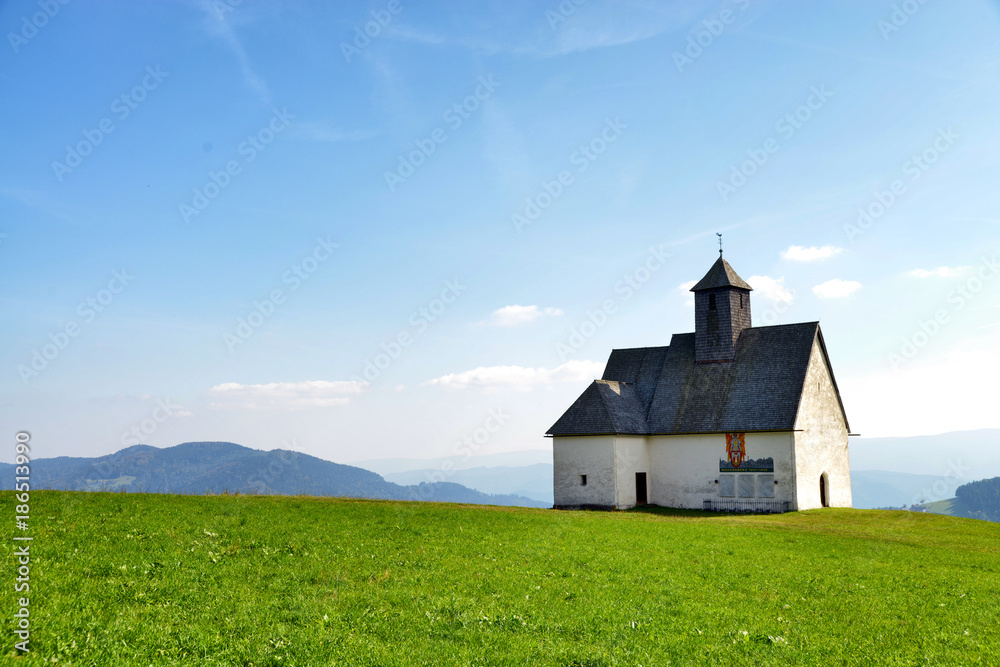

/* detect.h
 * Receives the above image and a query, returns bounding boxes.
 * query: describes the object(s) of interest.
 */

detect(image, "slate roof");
[546,322,850,436]
[546,381,649,436]
[690,256,753,291]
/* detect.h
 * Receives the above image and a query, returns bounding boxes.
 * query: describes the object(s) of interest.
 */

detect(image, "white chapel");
[548,253,853,512]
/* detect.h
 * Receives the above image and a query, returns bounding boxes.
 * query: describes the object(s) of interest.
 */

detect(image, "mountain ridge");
[1,441,548,508]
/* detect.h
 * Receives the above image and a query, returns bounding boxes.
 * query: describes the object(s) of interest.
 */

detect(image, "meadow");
[3,490,999,665]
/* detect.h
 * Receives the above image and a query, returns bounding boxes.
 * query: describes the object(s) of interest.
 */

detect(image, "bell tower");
[690,249,753,363]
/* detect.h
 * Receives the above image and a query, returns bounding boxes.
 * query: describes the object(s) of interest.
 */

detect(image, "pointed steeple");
[690,256,754,292]
[690,256,753,362]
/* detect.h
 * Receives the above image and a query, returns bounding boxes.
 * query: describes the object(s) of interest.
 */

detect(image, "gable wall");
[792,337,852,509]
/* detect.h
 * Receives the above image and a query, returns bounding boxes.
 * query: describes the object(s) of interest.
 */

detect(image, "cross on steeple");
[717,232,723,257]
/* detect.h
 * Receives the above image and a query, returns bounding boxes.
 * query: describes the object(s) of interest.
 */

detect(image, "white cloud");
[677,281,697,307]
[841,334,1000,440]
[812,279,861,299]
[488,305,563,327]
[747,275,794,303]
[781,245,844,261]
[208,380,367,409]
[910,266,967,278]
[423,360,604,391]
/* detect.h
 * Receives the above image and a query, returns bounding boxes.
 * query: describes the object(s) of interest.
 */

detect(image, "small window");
[580,474,587,486]
[739,294,743,309]
[708,293,717,310]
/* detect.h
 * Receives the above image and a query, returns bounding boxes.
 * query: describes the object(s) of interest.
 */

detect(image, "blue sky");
[2,0,999,465]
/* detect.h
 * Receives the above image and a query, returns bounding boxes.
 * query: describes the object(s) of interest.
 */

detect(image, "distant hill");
[849,429,1000,476]
[912,477,1000,522]
[384,463,554,504]
[353,449,552,476]
[914,497,977,519]
[0,442,548,508]
[955,477,1000,521]
[849,470,965,509]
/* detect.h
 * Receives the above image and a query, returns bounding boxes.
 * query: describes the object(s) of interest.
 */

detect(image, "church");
[547,253,853,512]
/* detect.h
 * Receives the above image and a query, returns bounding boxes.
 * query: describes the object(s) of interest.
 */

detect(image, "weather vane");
[717,232,723,257]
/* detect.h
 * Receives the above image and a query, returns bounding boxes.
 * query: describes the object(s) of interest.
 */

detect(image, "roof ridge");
[744,321,820,331]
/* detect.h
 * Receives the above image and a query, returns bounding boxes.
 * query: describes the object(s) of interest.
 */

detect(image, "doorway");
[820,474,829,508]
[635,472,647,505]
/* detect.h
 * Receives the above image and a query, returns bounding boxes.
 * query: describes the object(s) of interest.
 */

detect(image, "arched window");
[708,293,716,310]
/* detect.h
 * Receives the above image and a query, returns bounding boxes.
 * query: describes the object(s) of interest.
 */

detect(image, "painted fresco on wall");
[725,432,745,467]
[720,432,774,472]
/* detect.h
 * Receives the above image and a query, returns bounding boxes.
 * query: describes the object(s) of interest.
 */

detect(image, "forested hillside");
[955,477,1000,522]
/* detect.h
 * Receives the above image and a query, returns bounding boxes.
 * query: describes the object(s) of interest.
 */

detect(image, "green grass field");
[4,491,1000,666]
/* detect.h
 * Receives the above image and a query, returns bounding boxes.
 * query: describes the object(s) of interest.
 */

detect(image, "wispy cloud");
[208,380,367,409]
[781,245,844,261]
[813,279,861,299]
[202,0,270,106]
[382,3,692,58]
[486,305,563,327]
[423,360,604,391]
[910,266,968,278]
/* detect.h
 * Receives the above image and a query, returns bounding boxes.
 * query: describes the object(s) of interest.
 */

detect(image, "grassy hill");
[4,492,1000,665]
[916,497,977,519]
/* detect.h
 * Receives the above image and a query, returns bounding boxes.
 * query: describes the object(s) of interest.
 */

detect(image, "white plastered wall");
[646,432,795,509]
[792,337,853,510]
[613,436,650,509]
[552,436,617,507]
